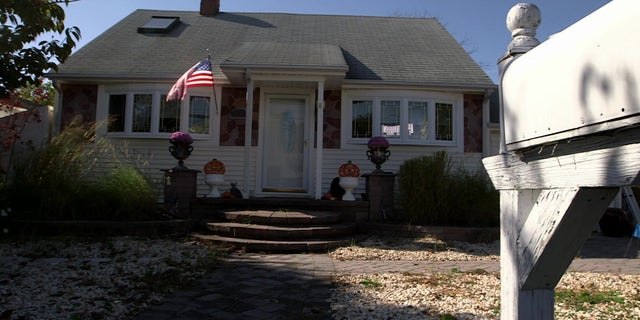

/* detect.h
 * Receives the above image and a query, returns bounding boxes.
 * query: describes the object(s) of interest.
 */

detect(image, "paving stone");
[195,293,222,302]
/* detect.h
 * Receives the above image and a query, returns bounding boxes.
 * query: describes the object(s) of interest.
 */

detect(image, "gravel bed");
[329,234,500,261]
[0,236,218,320]
[331,272,640,320]
[329,235,640,319]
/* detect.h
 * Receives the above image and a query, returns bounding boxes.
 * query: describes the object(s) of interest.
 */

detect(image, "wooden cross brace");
[483,140,640,319]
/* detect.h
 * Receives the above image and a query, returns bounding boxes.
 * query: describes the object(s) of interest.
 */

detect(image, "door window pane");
[108,94,126,132]
[408,101,428,140]
[380,100,400,138]
[189,96,210,134]
[132,94,152,132]
[351,100,372,138]
[263,99,306,191]
[435,102,453,141]
[160,95,180,133]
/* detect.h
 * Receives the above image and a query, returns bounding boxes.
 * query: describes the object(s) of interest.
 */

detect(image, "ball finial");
[505,3,541,53]
[507,3,541,37]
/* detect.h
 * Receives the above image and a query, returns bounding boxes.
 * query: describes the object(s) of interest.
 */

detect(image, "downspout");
[244,72,253,198]
[314,81,325,199]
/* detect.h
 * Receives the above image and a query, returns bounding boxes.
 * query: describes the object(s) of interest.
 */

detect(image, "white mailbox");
[501,0,640,151]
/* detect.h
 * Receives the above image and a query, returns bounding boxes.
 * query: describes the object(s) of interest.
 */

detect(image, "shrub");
[398,151,451,225]
[398,151,498,227]
[2,122,158,221]
[76,166,157,221]
[448,170,499,227]
[5,122,96,219]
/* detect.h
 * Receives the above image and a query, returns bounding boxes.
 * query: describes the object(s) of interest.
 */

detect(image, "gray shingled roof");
[222,42,347,70]
[54,10,494,88]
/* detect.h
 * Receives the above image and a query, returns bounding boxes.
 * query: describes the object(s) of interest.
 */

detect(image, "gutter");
[45,73,231,85]
[342,79,496,92]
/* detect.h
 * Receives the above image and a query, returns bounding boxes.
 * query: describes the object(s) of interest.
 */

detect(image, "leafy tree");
[14,78,55,107]
[0,78,52,152]
[0,0,81,98]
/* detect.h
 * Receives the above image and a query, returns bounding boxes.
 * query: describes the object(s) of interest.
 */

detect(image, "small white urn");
[339,177,359,201]
[204,174,225,198]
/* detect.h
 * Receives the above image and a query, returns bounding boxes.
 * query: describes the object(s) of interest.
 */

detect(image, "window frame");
[343,90,462,148]
[98,84,219,141]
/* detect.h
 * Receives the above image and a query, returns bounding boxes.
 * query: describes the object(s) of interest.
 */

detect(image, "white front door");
[261,96,310,194]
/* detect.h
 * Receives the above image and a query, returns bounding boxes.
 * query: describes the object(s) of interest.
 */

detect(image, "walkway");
[132,233,640,320]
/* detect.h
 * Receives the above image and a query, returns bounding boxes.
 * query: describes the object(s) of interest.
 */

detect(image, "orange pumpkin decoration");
[338,160,360,177]
[204,158,226,174]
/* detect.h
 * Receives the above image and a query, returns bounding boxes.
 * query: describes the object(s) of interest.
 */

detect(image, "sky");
[56,0,612,83]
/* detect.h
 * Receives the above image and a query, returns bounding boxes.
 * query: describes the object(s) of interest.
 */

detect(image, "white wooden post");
[243,74,253,197]
[315,80,325,199]
[487,3,640,319]
[499,189,544,318]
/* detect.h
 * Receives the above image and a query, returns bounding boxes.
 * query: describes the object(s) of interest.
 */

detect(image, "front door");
[261,96,309,194]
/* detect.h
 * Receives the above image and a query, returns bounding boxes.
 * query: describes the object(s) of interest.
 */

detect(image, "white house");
[49,0,496,199]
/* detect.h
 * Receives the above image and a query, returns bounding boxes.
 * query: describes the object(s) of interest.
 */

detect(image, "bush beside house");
[397,151,499,227]
[1,122,158,221]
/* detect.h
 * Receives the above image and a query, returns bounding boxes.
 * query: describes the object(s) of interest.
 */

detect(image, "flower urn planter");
[204,159,225,198]
[338,160,360,201]
[169,132,193,170]
[366,136,390,173]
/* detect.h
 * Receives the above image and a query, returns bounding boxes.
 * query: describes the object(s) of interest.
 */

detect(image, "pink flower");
[169,131,193,145]
[367,136,389,149]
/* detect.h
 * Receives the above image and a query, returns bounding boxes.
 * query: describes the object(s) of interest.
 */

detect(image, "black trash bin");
[599,208,634,237]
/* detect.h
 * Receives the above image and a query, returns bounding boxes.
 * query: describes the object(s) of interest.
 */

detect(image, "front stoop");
[192,234,357,252]
[192,210,363,252]
[206,221,357,240]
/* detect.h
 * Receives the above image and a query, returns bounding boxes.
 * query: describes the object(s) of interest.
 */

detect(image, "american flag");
[186,60,214,88]
[166,59,214,101]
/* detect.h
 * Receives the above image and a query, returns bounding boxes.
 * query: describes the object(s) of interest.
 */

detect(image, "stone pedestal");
[163,169,199,219]
[363,172,397,221]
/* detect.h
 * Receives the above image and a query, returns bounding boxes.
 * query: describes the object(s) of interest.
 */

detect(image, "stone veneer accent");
[321,90,341,149]
[463,94,484,153]
[219,87,260,146]
[60,84,98,129]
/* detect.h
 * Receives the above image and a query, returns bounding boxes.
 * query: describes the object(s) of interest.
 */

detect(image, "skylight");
[138,16,180,34]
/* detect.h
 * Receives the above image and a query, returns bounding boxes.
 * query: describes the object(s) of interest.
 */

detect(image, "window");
[137,16,180,34]
[381,100,400,138]
[132,94,152,132]
[108,94,126,132]
[160,95,180,133]
[189,96,210,134]
[435,103,453,141]
[408,101,428,141]
[351,100,372,138]
[347,94,458,146]
[103,88,214,137]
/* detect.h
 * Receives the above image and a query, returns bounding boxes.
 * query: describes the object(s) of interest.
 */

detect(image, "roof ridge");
[132,8,437,20]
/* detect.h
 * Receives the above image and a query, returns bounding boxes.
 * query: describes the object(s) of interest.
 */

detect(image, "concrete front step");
[192,234,360,252]
[221,210,342,226]
[206,221,357,240]
[191,197,369,222]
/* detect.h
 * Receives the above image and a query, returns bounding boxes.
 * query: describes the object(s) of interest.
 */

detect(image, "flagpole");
[207,49,219,114]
